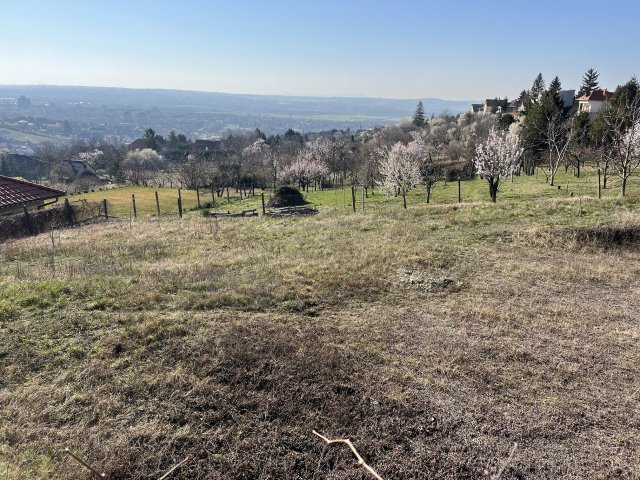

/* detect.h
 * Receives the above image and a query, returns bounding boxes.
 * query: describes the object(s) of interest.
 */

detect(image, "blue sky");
[1,0,638,100]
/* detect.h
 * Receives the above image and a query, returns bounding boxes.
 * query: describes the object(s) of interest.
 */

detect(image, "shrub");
[267,186,308,208]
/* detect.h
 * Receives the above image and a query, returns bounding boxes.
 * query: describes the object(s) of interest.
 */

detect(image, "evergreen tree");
[577,68,600,97]
[548,76,564,108]
[412,101,426,127]
[531,73,545,99]
[517,89,528,103]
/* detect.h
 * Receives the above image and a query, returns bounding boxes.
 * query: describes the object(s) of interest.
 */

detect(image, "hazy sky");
[1,0,638,100]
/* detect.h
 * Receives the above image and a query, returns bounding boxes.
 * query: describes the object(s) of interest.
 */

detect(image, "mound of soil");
[267,186,308,208]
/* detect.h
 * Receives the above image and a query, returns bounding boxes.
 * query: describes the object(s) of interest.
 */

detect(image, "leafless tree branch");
[312,430,384,480]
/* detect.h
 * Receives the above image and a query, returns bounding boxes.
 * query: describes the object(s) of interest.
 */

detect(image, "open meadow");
[1,171,640,479]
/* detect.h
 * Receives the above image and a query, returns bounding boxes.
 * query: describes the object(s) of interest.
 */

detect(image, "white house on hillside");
[577,89,614,115]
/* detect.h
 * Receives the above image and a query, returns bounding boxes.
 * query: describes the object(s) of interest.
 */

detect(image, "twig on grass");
[64,447,106,478]
[491,442,518,480]
[312,430,384,480]
[157,456,191,480]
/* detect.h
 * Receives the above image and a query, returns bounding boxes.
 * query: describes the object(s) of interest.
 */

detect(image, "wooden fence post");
[131,193,137,219]
[23,206,32,235]
[261,192,266,215]
[457,176,461,203]
[155,191,161,218]
[351,185,356,212]
[102,199,108,220]
[597,169,601,199]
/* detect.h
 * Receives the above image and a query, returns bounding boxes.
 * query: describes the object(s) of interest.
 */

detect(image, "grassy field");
[0,127,60,144]
[66,166,639,218]
[2,170,640,479]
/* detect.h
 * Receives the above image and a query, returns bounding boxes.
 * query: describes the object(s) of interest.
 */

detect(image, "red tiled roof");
[577,89,614,102]
[0,176,66,210]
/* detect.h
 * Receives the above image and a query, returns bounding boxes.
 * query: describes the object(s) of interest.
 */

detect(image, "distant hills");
[0,85,475,119]
[0,85,478,147]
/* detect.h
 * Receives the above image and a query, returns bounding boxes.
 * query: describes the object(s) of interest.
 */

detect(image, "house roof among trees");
[126,138,147,152]
[485,98,508,107]
[0,176,66,210]
[193,139,222,150]
[577,88,613,102]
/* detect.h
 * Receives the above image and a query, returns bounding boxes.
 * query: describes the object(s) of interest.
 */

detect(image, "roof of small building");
[577,89,614,102]
[0,176,66,210]
[485,98,508,107]
[126,138,147,151]
[193,139,222,149]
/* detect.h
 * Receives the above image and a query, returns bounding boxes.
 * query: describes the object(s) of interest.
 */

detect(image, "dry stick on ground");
[312,430,384,480]
[64,447,106,478]
[157,456,192,480]
[491,442,518,480]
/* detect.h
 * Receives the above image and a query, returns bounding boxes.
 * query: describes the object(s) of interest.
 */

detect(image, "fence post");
[23,206,33,235]
[196,189,201,209]
[155,191,161,218]
[597,169,601,199]
[178,197,183,218]
[261,192,266,216]
[457,176,461,203]
[351,185,356,212]
[131,193,137,219]
[102,199,108,220]
[63,198,74,224]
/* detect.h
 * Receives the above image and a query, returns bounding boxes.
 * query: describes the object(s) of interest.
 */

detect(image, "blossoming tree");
[378,140,422,209]
[473,125,523,202]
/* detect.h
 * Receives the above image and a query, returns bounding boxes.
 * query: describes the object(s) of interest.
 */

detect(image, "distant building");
[0,175,65,216]
[64,159,96,177]
[193,139,223,152]
[558,89,575,109]
[0,154,49,180]
[471,98,509,115]
[126,138,147,152]
[16,96,31,109]
[577,88,614,115]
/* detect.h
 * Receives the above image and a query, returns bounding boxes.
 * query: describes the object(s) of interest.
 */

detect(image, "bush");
[267,186,308,208]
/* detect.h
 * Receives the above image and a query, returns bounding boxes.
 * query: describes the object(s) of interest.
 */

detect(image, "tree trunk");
[488,178,498,203]
[622,175,627,197]
[402,192,407,209]
[426,185,431,203]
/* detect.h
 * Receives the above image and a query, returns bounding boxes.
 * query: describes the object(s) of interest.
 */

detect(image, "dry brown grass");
[1,196,639,479]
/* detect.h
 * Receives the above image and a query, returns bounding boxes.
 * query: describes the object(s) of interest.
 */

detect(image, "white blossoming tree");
[77,149,104,169]
[473,125,523,202]
[378,140,422,209]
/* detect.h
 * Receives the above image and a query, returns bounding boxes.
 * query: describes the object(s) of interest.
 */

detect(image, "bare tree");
[602,96,640,196]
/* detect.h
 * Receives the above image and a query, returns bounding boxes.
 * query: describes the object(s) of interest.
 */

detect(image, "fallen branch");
[158,456,191,480]
[64,447,106,478]
[312,430,384,480]
[491,442,518,480]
